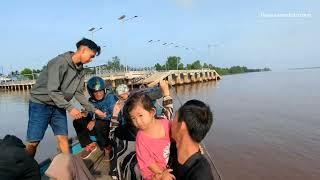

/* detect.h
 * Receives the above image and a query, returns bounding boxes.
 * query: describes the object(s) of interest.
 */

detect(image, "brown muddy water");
[1,70,320,180]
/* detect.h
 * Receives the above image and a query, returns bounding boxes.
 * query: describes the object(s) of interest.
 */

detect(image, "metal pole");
[177,58,178,70]
[118,15,138,72]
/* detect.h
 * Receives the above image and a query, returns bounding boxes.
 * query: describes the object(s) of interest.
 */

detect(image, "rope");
[202,143,223,180]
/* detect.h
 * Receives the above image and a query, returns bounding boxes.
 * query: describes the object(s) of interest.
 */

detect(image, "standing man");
[26,38,106,157]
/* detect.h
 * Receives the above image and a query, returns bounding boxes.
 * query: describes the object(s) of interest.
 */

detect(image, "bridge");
[0,69,220,91]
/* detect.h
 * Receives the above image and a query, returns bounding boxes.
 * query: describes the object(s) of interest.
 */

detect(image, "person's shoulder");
[158,117,170,124]
[186,155,214,180]
[105,93,117,100]
[136,130,143,140]
[159,118,170,128]
[136,131,148,147]
[47,52,69,66]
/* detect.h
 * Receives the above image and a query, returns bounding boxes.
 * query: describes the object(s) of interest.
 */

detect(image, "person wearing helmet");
[73,76,118,159]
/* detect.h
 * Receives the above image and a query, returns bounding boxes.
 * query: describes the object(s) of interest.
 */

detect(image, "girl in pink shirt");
[125,80,174,180]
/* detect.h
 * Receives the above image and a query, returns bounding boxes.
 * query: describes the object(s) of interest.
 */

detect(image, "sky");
[0,0,319,74]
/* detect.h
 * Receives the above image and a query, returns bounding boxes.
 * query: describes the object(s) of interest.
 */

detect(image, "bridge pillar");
[195,73,201,82]
[214,71,218,81]
[207,72,212,80]
[203,72,208,81]
[183,73,191,84]
[190,73,196,83]
[178,74,183,85]
[175,73,181,85]
[179,73,185,85]
[168,74,175,86]
[200,73,204,82]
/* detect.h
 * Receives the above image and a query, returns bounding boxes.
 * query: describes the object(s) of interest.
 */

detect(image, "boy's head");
[116,84,130,101]
[171,99,213,143]
[87,76,106,101]
[76,38,101,64]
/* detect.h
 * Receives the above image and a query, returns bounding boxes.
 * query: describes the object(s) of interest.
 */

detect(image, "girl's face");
[129,104,156,130]
[93,90,105,101]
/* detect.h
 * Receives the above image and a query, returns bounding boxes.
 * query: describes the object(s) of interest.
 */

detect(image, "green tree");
[203,63,209,69]
[178,63,184,70]
[165,56,182,70]
[192,60,202,69]
[21,68,33,79]
[154,63,163,71]
[105,56,124,71]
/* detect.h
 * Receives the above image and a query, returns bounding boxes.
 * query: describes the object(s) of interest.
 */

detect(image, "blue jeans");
[27,101,68,142]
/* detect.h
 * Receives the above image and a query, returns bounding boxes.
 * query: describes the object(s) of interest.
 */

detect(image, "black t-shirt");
[174,152,214,180]
[0,135,40,180]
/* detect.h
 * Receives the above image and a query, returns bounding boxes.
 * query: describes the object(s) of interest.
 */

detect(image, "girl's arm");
[149,163,175,180]
[150,166,175,180]
[148,163,164,175]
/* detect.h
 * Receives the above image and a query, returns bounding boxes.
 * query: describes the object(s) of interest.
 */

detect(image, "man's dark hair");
[76,38,101,56]
[178,99,213,143]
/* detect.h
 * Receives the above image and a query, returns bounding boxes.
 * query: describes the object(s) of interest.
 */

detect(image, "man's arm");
[74,76,95,112]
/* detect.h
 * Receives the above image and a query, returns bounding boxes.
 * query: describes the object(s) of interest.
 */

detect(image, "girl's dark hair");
[76,38,101,55]
[124,92,156,116]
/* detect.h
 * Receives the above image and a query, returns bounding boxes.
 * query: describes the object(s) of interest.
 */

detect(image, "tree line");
[154,56,271,75]
[11,55,271,80]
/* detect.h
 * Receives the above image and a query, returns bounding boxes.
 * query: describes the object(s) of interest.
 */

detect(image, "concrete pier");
[137,69,221,87]
[0,80,35,91]
[0,69,221,91]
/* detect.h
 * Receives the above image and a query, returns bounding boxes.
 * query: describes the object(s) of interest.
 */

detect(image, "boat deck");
[41,141,221,180]
[83,147,113,180]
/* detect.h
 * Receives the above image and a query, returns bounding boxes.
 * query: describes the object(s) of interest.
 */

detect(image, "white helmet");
[116,84,129,95]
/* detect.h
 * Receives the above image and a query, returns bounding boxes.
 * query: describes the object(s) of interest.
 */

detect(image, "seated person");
[110,84,130,128]
[73,76,117,159]
[0,135,40,180]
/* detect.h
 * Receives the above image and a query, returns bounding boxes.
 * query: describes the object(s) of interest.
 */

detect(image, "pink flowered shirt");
[136,119,171,180]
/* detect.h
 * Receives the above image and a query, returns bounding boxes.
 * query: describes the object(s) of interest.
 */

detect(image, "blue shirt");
[89,93,118,121]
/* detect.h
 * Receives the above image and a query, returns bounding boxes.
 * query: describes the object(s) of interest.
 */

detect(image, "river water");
[1,70,319,180]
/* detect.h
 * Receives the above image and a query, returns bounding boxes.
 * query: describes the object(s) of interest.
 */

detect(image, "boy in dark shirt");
[165,100,214,180]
